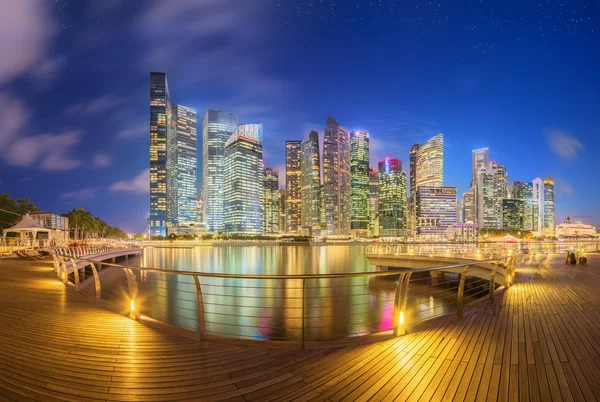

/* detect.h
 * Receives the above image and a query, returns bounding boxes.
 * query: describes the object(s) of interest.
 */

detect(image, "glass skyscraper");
[543,177,555,234]
[415,133,444,188]
[223,124,263,235]
[203,109,238,233]
[512,181,533,200]
[350,131,370,236]
[369,168,379,237]
[416,187,458,238]
[149,72,175,237]
[263,167,280,234]
[285,140,302,234]
[409,143,420,236]
[174,105,197,225]
[378,158,408,237]
[462,191,476,224]
[471,148,489,189]
[502,199,524,230]
[301,130,321,236]
[323,116,350,235]
[476,161,509,229]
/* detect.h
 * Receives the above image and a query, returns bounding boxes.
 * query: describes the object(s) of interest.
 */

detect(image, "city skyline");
[0,1,597,233]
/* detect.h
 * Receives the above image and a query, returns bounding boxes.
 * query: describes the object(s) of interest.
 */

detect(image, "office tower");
[415,133,444,188]
[409,144,420,235]
[223,124,263,234]
[285,141,302,234]
[323,116,351,235]
[149,73,175,236]
[350,131,370,236]
[202,109,238,233]
[502,199,524,230]
[416,187,458,239]
[319,183,326,231]
[462,191,476,224]
[512,181,533,200]
[369,168,380,237]
[378,158,408,237]
[263,167,280,234]
[532,178,544,233]
[475,162,509,229]
[278,189,286,234]
[543,177,555,234]
[301,130,321,236]
[471,148,489,188]
[172,105,197,225]
[523,199,540,233]
[196,193,204,224]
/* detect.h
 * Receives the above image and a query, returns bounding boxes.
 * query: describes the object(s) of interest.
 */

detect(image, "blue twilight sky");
[0,0,598,232]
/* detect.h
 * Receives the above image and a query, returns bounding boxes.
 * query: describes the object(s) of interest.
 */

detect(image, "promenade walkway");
[1,254,600,401]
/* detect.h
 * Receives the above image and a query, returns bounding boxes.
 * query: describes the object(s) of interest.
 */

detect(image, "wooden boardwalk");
[1,254,600,401]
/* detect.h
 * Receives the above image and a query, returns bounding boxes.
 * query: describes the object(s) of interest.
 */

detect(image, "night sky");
[1,0,598,232]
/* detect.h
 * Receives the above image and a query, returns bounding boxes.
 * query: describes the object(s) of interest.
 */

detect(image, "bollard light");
[130,299,135,313]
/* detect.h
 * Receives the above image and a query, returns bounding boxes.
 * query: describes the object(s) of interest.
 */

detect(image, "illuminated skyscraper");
[278,189,286,234]
[173,105,197,225]
[301,130,321,236]
[368,168,379,237]
[416,187,458,239]
[462,191,476,224]
[409,144,420,236]
[263,167,280,234]
[475,161,509,229]
[512,181,533,200]
[223,124,263,234]
[502,199,524,230]
[378,158,408,237]
[471,148,489,189]
[323,116,351,235]
[285,141,302,234]
[523,199,540,233]
[203,109,238,233]
[415,133,443,188]
[149,72,175,236]
[350,131,370,236]
[533,177,555,235]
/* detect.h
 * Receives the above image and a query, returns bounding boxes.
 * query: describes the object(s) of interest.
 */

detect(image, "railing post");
[457,265,470,316]
[124,268,139,320]
[393,272,412,336]
[489,262,498,300]
[302,278,306,349]
[193,276,205,341]
[69,258,80,291]
[89,262,101,299]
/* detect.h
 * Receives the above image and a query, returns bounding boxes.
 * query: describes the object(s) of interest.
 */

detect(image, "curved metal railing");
[49,246,523,346]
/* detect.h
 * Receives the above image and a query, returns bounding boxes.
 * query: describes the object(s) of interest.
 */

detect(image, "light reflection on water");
[106,245,486,341]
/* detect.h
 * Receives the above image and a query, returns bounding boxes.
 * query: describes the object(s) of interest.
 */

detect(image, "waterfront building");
[263,167,280,235]
[285,140,302,234]
[350,131,370,237]
[416,187,457,239]
[533,177,556,235]
[173,105,197,225]
[555,217,597,238]
[203,109,239,233]
[415,134,444,188]
[409,144,420,236]
[323,116,351,235]
[223,124,263,235]
[447,223,478,243]
[462,191,476,224]
[368,168,379,237]
[475,161,509,229]
[301,130,322,236]
[502,199,524,230]
[523,199,540,233]
[512,181,533,200]
[378,158,408,237]
[278,189,286,235]
[149,72,175,236]
[471,148,489,189]
[30,213,69,244]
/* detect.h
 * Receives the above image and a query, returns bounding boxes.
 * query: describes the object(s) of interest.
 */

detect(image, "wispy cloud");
[0,1,59,86]
[555,180,574,195]
[547,129,583,159]
[118,123,147,140]
[6,130,82,170]
[65,95,122,117]
[93,154,112,167]
[109,169,149,194]
[0,92,28,149]
[61,188,100,200]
